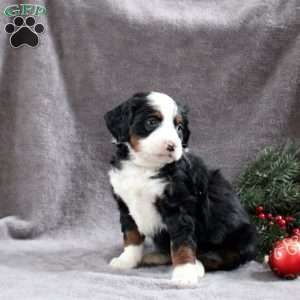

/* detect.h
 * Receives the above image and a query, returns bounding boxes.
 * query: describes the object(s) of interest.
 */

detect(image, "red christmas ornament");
[269,236,300,279]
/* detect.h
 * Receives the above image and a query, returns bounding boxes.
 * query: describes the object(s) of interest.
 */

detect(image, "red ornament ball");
[269,236,300,279]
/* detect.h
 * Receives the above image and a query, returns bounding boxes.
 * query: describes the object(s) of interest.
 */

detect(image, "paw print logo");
[5,16,45,48]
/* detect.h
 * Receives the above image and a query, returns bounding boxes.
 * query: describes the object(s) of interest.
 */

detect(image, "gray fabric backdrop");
[0,0,299,299]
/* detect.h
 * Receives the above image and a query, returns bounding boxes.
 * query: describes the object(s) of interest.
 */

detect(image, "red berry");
[292,228,300,236]
[285,216,295,223]
[275,216,283,223]
[278,219,286,228]
[266,213,273,220]
[258,213,266,219]
[256,206,264,214]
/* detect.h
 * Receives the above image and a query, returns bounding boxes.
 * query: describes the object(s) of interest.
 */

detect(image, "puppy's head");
[104,92,190,168]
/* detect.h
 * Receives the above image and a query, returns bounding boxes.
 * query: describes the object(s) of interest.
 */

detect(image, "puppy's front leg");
[166,215,205,286]
[110,197,145,269]
[110,228,145,269]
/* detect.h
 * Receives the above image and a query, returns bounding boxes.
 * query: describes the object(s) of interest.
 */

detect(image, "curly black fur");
[153,153,257,270]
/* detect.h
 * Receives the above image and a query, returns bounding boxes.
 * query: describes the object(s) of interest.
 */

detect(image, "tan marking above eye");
[152,111,163,120]
[174,115,183,125]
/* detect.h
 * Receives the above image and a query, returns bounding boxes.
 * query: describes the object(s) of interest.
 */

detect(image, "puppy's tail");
[141,252,171,266]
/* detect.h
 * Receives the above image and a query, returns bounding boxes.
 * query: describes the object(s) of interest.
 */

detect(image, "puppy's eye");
[145,117,160,130]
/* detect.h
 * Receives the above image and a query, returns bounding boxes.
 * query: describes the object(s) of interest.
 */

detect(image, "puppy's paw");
[195,260,205,278]
[172,262,202,287]
[109,245,143,270]
[109,255,137,270]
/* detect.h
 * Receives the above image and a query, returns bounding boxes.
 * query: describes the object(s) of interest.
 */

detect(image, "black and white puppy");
[104,92,257,286]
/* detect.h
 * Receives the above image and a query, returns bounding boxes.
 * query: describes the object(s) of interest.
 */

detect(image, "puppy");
[104,92,257,286]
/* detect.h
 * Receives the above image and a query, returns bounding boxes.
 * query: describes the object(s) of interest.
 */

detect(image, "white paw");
[109,256,137,270]
[109,245,143,270]
[172,261,205,287]
[195,260,205,278]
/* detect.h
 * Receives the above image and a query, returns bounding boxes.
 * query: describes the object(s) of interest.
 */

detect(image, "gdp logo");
[3,3,47,48]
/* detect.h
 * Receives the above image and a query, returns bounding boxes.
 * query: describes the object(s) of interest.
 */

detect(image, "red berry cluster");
[256,206,295,230]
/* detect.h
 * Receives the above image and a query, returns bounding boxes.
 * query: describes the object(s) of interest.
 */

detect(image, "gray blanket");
[0,0,299,299]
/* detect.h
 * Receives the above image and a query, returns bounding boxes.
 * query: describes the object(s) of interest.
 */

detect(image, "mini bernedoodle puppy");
[104,92,257,286]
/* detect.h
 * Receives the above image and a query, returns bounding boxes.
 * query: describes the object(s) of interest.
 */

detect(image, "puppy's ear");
[179,104,190,148]
[104,100,133,143]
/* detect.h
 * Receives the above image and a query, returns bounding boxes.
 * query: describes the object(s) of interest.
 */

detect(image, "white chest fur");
[109,162,167,236]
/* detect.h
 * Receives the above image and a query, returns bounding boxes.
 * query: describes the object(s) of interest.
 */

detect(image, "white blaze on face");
[130,92,183,168]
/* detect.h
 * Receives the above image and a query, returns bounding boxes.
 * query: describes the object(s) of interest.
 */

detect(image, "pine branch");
[237,142,300,215]
[237,141,300,259]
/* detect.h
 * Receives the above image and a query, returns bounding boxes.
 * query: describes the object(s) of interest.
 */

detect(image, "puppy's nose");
[166,142,175,152]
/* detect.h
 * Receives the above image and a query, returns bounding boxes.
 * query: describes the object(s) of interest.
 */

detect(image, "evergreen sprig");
[238,142,300,215]
[237,141,300,260]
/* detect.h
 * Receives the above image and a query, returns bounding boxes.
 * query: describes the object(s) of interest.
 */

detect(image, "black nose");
[166,143,175,152]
